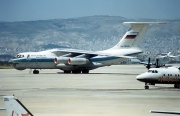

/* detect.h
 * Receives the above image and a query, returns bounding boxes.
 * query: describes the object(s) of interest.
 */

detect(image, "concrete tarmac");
[0,65,180,116]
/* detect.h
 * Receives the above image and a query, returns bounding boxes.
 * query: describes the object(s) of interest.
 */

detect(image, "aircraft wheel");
[64,70,71,73]
[174,84,180,88]
[37,70,39,74]
[178,84,180,88]
[82,70,89,74]
[72,70,76,74]
[72,70,81,74]
[33,70,39,74]
[150,83,155,85]
[77,70,81,73]
[145,85,149,89]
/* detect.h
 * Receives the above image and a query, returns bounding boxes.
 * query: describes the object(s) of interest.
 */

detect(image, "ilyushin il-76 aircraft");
[9,22,164,74]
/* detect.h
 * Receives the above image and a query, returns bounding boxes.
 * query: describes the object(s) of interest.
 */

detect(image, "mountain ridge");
[0,15,179,60]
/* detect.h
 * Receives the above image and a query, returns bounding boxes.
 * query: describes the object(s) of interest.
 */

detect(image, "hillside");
[0,15,180,60]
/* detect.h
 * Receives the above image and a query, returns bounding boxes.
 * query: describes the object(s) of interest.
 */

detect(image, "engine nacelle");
[68,58,90,65]
[54,57,69,64]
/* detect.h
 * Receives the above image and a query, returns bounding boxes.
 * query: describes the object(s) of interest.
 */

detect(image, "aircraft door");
[36,57,41,68]
[26,54,35,68]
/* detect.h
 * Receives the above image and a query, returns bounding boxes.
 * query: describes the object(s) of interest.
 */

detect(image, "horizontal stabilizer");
[123,22,166,25]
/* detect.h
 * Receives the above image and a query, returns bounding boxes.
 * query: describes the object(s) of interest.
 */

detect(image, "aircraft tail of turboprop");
[3,96,33,116]
[111,22,165,49]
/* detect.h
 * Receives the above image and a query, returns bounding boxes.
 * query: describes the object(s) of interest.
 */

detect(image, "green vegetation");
[0,61,13,69]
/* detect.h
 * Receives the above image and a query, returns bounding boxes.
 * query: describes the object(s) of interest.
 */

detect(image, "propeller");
[155,58,159,68]
[146,57,151,69]
[144,58,160,69]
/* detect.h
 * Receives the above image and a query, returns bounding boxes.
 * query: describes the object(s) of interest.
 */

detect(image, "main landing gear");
[144,83,180,89]
[63,70,89,74]
[174,84,180,88]
[82,70,89,74]
[33,70,39,74]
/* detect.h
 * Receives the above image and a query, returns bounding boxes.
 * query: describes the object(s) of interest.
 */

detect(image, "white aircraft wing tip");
[3,96,16,98]
[123,22,166,25]
[150,110,155,113]
[0,108,6,110]
[118,56,136,59]
[150,110,180,114]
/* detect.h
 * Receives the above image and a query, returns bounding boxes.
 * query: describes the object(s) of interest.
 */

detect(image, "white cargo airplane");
[2,96,33,116]
[9,22,164,74]
[157,52,179,59]
[136,66,180,89]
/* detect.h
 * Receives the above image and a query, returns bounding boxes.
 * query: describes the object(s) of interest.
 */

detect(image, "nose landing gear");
[145,82,149,89]
[174,84,180,88]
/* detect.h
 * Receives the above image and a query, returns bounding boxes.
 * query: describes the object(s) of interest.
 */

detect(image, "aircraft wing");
[51,48,136,59]
[150,110,180,115]
[169,55,177,58]
[139,62,153,65]
[156,55,166,58]
[0,108,6,110]
[51,48,98,56]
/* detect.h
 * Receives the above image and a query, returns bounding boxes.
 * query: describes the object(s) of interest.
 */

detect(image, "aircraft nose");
[136,74,146,82]
[8,59,13,64]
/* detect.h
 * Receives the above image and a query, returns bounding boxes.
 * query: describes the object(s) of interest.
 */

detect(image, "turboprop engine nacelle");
[68,58,90,65]
[54,57,69,64]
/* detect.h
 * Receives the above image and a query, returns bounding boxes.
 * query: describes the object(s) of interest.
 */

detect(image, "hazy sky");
[0,0,180,22]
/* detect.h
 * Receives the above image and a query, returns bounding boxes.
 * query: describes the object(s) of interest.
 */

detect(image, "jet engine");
[54,57,69,64]
[68,58,90,65]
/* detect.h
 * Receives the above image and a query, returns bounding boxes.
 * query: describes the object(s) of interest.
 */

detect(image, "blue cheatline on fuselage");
[14,57,120,63]
[12,58,55,63]
[13,52,141,63]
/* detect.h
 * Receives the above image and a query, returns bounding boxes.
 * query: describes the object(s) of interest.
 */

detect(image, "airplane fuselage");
[10,51,56,70]
[10,48,142,71]
[136,67,180,89]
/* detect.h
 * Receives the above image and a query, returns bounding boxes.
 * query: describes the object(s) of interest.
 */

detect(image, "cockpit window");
[148,70,158,73]
[14,54,24,58]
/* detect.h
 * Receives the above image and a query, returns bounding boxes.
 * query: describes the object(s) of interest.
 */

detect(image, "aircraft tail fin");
[3,96,33,116]
[111,22,165,49]
[167,52,171,56]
